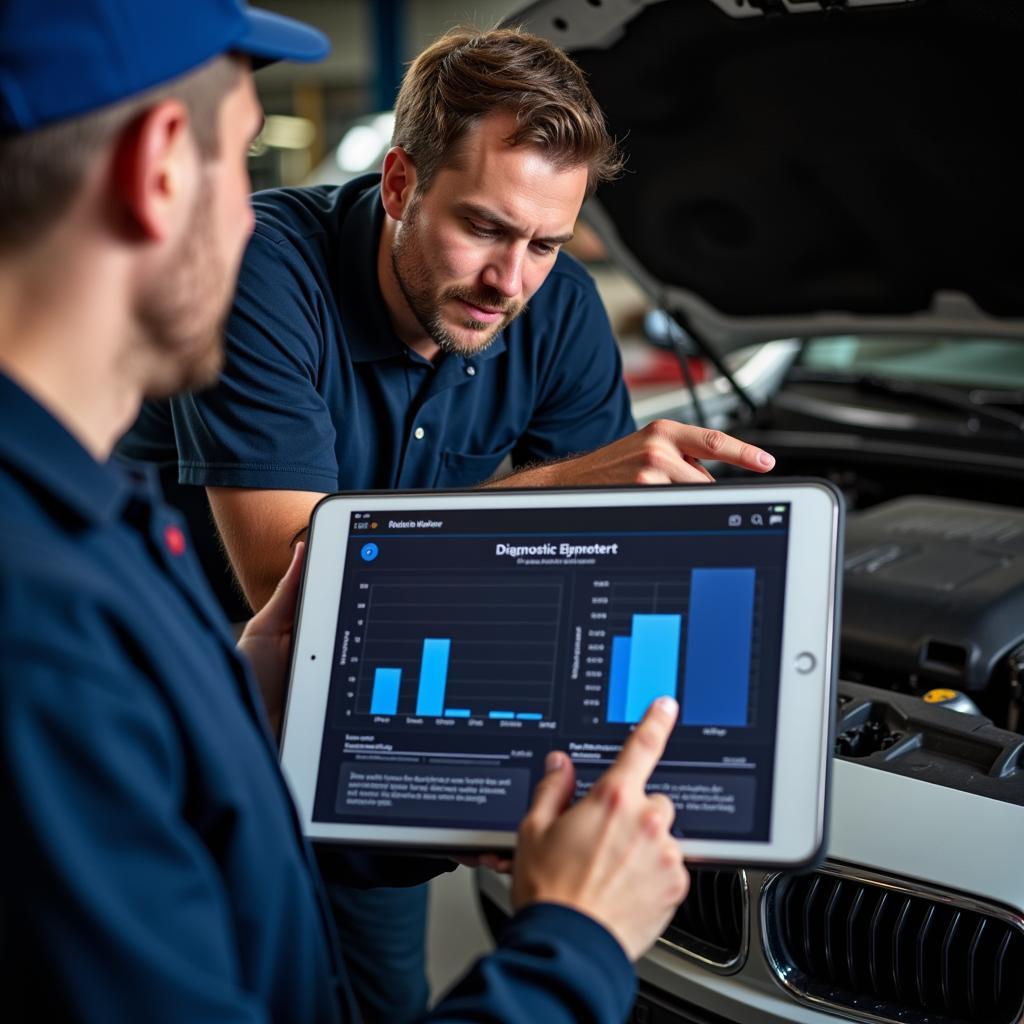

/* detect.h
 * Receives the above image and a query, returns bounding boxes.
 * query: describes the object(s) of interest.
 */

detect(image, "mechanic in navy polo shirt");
[118,26,776,1022]
[0,2,696,1022]
[125,29,776,619]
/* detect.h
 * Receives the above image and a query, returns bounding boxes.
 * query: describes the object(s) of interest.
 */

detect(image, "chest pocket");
[433,445,515,488]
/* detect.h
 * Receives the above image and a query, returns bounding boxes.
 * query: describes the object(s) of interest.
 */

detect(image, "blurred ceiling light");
[373,112,396,136]
[259,115,316,151]
[336,112,396,173]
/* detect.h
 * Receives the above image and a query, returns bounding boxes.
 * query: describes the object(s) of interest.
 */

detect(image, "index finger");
[663,423,775,474]
[603,696,678,787]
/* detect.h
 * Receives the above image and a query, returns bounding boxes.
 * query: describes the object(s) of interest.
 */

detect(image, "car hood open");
[504,0,1024,353]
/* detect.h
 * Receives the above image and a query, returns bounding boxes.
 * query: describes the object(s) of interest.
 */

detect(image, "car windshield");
[799,335,1024,394]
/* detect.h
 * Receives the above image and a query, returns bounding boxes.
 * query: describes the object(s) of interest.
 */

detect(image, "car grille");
[762,866,1024,1024]
[658,867,747,972]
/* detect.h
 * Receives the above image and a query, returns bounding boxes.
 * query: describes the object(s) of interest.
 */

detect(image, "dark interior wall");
[572,0,1024,319]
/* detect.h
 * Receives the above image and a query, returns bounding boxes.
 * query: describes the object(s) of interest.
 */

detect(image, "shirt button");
[413,426,425,440]
[164,524,187,557]
[465,365,476,376]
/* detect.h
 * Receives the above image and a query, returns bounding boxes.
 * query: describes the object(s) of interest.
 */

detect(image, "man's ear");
[111,99,196,242]
[379,147,418,221]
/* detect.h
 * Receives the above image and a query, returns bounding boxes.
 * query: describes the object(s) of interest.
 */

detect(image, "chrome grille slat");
[729,871,743,937]
[845,885,867,991]
[711,871,727,944]
[802,874,822,975]
[914,902,935,1008]
[891,895,913,1003]
[994,930,1012,1006]
[867,889,888,997]
[938,909,961,1015]
[827,878,848,985]
[693,866,709,936]
[657,867,747,973]
[761,865,1024,1024]
[965,916,986,1019]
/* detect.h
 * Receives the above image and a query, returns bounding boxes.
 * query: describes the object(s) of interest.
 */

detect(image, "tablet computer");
[280,480,842,867]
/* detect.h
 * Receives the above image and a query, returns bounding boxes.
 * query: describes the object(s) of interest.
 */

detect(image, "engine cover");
[842,495,1024,701]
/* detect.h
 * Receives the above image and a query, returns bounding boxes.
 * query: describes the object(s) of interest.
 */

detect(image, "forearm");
[207,486,322,611]
[485,454,578,489]
[238,554,292,613]
[487,421,775,489]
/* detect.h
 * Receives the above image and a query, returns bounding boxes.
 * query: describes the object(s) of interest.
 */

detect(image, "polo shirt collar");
[0,372,141,526]
[339,179,404,364]
[337,176,507,367]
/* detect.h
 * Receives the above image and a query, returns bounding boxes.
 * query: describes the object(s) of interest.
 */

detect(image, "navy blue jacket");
[0,373,635,1022]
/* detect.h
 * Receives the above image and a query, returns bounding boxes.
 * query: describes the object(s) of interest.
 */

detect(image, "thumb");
[523,751,576,834]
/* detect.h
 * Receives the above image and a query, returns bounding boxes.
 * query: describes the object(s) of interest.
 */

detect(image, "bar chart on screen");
[351,577,563,722]
[589,568,760,729]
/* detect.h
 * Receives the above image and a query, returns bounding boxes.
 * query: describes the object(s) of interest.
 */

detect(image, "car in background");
[477,2,1024,1022]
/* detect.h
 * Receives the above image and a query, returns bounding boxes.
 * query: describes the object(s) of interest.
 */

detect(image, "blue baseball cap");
[0,0,330,134]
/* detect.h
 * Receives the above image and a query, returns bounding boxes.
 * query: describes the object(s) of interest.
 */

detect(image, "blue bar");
[607,636,631,723]
[444,708,471,718]
[624,614,682,723]
[489,711,515,720]
[682,568,755,727]
[415,638,451,716]
[370,667,401,715]
[516,713,543,721]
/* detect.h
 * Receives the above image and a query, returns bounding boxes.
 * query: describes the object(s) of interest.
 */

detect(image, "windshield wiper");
[788,368,1024,433]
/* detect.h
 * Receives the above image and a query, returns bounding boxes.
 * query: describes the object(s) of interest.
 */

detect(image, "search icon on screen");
[751,513,764,526]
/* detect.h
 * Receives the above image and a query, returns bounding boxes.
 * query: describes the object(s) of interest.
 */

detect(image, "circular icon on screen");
[360,542,379,562]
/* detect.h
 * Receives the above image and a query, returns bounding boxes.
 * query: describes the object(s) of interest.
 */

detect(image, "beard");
[391,196,526,358]
[135,183,232,398]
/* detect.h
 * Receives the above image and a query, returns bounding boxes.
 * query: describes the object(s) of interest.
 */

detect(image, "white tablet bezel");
[280,481,841,867]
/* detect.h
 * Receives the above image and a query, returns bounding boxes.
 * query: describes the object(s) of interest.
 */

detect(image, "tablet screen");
[308,499,791,843]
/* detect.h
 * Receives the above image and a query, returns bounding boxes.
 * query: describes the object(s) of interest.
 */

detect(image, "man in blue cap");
[0,2,690,1021]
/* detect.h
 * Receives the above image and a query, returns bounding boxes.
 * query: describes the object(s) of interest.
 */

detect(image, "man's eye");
[531,242,556,256]
[468,221,499,239]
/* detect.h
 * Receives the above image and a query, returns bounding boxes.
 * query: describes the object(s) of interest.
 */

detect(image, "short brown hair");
[0,55,242,253]
[392,26,623,196]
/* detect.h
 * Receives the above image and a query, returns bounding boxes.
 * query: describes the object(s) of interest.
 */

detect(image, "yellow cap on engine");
[923,688,959,704]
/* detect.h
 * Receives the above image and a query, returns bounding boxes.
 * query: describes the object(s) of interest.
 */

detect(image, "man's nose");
[481,244,525,299]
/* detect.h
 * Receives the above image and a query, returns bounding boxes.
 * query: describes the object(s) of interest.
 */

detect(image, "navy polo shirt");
[0,374,636,1021]
[123,173,634,493]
